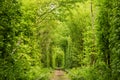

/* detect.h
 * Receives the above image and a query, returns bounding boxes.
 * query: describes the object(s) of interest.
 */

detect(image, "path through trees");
[0,0,120,80]
[50,70,70,80]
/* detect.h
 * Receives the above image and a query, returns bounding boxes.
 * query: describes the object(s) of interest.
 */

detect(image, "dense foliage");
[0,0,120,80]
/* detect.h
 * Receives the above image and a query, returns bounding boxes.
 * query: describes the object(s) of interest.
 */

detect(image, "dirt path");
[50,70,70,80]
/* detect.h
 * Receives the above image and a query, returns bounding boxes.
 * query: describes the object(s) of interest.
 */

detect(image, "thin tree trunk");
[90,0,95,66]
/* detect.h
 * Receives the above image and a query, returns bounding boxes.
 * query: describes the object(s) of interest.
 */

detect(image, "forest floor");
[50,70,70,80]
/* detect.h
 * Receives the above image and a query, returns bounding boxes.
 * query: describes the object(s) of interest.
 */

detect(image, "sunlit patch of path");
[50,70,70,80]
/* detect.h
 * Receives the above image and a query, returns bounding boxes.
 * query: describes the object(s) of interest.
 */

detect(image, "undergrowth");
[68,62,111,80]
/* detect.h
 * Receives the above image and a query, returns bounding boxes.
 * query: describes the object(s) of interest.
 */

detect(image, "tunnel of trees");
[0,0,120,80]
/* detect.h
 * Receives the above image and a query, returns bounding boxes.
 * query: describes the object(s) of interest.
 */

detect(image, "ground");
[50,70,70,80]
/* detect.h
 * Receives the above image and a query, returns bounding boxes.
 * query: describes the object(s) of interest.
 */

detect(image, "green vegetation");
[0,0,120,80]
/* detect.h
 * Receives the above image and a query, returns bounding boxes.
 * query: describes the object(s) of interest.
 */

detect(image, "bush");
[68,64,111,80]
